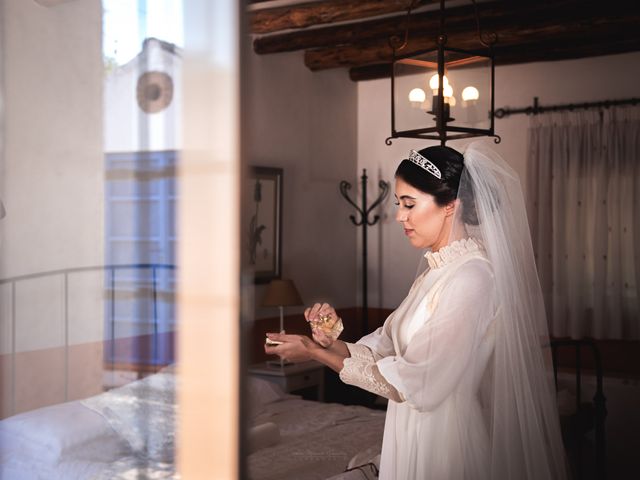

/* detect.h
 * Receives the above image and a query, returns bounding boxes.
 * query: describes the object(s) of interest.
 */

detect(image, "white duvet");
[248,398,385,480]
[0,368,385,480]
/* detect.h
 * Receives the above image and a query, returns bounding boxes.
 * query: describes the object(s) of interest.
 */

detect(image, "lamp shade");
[261,279,303,307]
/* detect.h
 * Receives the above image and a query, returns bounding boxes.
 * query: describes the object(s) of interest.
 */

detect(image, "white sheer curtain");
[527,106,640,340]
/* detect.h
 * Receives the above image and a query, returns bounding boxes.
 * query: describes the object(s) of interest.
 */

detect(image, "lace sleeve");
[339,343,405,403]
[344,342,376,362]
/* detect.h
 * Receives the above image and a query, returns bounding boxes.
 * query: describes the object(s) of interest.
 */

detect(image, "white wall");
[104,38,182,152]
[358,51,640,309]
[0,0,103,279]
[245,50,358,319]
[0,0,104,416]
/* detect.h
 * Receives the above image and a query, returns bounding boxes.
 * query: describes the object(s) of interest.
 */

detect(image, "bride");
[265,142,570,479]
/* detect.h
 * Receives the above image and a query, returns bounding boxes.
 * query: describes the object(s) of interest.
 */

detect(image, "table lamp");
[262,278,303,367]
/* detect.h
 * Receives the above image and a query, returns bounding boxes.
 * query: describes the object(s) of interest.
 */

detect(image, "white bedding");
[0,367,385,480]
[248,398,385,480]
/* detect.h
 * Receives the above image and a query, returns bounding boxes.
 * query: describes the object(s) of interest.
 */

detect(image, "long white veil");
[412,140,570,479]
[464,141,569,478]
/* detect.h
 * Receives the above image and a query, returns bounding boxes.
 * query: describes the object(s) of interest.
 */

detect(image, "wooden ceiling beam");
[349,34,640,81]
[253,1,482,54]
[305,5,640,71]
[249,0,438,35]
[253,0,613,55]
[349,63,392,82]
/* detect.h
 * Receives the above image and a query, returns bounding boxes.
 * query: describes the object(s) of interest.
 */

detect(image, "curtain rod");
[494,96,640,119]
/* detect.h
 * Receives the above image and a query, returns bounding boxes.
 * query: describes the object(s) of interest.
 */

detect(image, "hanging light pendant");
[387,0,501,146]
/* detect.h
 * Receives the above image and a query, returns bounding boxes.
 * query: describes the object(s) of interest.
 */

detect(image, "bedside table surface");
[248,359,324,377]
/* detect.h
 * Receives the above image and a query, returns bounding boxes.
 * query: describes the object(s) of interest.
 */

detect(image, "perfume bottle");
[309,313,344,341]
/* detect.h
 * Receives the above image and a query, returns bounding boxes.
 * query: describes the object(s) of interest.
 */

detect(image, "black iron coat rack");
[340,169,390,337]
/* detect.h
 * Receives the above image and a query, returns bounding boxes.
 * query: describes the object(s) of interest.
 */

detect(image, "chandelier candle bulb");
[462,86,479,103]
[429,73,449,95]
[409,88,426,107]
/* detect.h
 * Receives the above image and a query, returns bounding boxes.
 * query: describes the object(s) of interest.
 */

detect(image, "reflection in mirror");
[0,0,183,477]
[0,0,244,476]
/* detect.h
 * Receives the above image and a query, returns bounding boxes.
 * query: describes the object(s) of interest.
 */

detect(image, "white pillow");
[0,400,131,465]
[247,422,281,454]
[246,376,287,417]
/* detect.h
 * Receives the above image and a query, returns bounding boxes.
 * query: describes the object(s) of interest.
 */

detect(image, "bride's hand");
[304,302,343,348]
[264,333,321,363]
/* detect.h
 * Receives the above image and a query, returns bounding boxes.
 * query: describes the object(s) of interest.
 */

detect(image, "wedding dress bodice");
[338,237,498,479]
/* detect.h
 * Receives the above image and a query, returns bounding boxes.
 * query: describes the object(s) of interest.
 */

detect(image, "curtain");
[527,106,640,340]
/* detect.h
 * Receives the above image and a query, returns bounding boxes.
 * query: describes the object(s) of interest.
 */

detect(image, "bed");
[0,364,386,480]
[0,357,596,480]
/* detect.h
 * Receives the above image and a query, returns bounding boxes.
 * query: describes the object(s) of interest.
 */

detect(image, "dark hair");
[394,145,479,225]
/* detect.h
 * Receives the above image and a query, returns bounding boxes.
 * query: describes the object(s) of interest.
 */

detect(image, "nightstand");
[248,359,325,402]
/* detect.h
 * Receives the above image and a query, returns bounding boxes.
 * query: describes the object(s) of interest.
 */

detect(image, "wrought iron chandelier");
[386,0,500,146]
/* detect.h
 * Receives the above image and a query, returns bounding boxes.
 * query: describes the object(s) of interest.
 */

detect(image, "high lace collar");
[424,236,483,269]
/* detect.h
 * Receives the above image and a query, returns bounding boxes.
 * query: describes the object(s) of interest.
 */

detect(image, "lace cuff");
[339,356,405,403]
[344,342,376,362]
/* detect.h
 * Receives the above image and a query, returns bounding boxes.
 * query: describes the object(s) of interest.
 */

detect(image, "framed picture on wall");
[246,166,283,284]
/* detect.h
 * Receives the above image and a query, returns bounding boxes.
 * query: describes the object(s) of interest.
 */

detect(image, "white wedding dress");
[339,236,499,480]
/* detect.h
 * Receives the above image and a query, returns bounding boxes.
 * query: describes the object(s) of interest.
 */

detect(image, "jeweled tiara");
[408,149,442,179]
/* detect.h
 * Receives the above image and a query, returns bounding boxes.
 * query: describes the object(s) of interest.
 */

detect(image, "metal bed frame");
[551,338,607,480]
[0,263,176,414]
